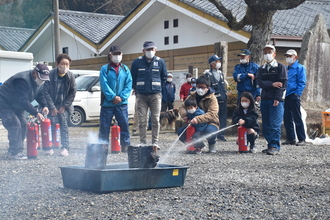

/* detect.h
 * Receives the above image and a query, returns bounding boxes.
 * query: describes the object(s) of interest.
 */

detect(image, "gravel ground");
[0,122,329,220]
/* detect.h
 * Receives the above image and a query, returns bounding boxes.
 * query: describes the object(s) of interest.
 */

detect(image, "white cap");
[284,49,297,56]
[263,44,276,52]
[167,73,173,77]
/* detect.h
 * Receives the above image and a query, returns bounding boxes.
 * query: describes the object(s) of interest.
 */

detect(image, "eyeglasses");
[196,86,207,89]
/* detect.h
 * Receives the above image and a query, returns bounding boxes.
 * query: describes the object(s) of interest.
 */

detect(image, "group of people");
[1,40,306,159]
[0,54,77,159]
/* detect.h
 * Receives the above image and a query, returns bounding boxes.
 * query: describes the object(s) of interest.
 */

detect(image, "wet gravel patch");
[0,124,329,219]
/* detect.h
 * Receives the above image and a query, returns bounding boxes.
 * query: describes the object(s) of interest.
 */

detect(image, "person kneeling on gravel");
[177,75,219,153]
[232,91,259,153]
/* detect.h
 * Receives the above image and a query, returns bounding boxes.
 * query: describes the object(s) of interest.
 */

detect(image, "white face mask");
[187,78,192,83]
[58,66,69,75]
[187,108,196,114]
[145,50,155,59]
[111,55,122,64]
[167,78,172,82]
[196,88,207,96]
[35,77,45,86]
[286,57,295,65]
[240,59,248,64]
[216,62,221,70]
[241,102,250,109]
[264,54,274,63]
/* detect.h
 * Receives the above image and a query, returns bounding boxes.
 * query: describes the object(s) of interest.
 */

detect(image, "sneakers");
[296,140,306,146]
[249,147,256,153]
[153,144,161,150]
[60,148,69,157]
[266,147,279,155]
[282,140,296,145]
[217,136,227,141]
[44,149,54,155]
[262,148,269,154]
[194,148,202,154]
[208,144,216,153]
[7,152,28,160]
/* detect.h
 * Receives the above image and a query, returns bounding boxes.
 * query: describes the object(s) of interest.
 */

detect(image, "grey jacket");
[43,68,76,114]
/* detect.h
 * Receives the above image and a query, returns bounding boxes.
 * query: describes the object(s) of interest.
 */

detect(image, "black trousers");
[217,100,227,139]
[0,104,26,155]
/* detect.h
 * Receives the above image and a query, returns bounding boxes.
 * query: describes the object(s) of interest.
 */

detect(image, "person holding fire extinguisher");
[0,64,50,160]
[232,91,259,153]
[43,54,77,157]
[98,45,132,153]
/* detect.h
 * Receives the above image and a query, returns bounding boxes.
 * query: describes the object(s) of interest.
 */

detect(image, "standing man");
[131,41,167,149]
[44,54,76,157]
[161,73,176,112]
[179,73,192,101]
[233,49,261,102]
[98,45,132,153]
[205,55,227,141]
[282,49,307,146]
[256,45,287,155]
[0,64,50,160]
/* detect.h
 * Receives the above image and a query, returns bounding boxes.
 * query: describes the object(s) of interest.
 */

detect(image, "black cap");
[109,45,122,54]
[34,64,50,81]
[143,41,157,49]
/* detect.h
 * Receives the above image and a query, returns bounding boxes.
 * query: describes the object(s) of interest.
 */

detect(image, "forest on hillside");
[0,0,140,29]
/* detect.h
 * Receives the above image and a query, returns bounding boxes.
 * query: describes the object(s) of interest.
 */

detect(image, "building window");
[62,47,68,54]
[173,19,178,27]
[164,36,169,45]
[173,35,178,44]
[164,20,169,29]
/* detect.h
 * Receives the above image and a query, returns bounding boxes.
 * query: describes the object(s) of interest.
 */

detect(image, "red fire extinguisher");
[27,120,38,159]
[186,124,196,153]
[238,126,249,153]
[41,117,53,150]
[111,121,121,153]
[53,123,60,149]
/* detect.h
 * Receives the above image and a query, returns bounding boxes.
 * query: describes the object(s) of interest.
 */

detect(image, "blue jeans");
[99,105,130,147]
[260,100,284,150]
[177,124,218,145]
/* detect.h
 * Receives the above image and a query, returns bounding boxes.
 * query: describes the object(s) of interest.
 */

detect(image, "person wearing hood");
[0,64,50,159]
[232,49,261,103]
[43,54,76,157]
[178,75,219,153]
[205,55,228,141]
[131,41,167,150]
[98,45,132,153]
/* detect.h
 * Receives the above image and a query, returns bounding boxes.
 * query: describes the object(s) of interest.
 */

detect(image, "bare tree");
[208,0,306,64]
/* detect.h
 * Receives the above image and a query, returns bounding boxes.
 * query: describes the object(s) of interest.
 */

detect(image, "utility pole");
[53,0,60,61]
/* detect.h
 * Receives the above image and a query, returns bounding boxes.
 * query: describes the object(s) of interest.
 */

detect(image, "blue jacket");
[187,108,208,131]
[99,63,132,107]
[233,62,260,96]
[131,55,167,94]
[161,81,176,103]
[286,60,306,97]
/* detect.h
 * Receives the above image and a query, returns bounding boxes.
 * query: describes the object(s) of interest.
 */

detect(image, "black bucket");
[127,145,159,168]
[85,143,109,169]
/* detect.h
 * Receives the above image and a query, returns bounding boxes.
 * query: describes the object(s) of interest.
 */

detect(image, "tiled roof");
[59,10,124,44]
[0,26,35,51]
[180,0,330,37]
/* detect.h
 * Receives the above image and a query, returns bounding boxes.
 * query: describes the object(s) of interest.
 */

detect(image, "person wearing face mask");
[256,45,287,155]
[233,49,261,104]
[180,73,193,101]
[282,49,307,146]
[232,92,259,153]
[98,45,132,153]
[131,41,167,150]
[205,54,228,142]
[189,78,197,94]
[43,54,76,157]
[178,75,219,153]
[0,64,50,159]
[161,73,176,112]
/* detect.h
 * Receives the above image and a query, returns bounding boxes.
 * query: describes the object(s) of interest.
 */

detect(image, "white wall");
[122,6,242,54]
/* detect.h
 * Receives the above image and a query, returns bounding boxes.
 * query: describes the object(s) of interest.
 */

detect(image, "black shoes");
[296,140,306,146]
[217,137,227,141]
[282,140,296,145]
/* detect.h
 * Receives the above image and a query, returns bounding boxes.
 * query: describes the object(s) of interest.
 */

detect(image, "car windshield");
[75,76,98,91]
